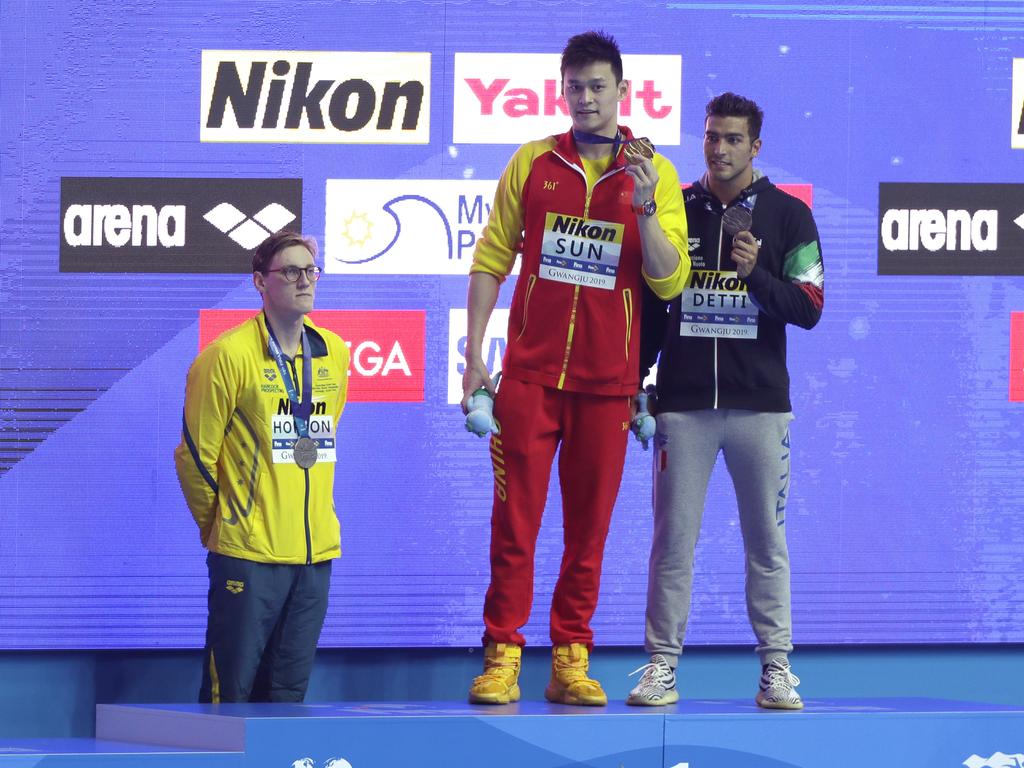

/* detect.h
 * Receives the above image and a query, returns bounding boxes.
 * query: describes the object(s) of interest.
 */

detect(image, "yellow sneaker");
[544,643,608,706]
[468,642,522,704]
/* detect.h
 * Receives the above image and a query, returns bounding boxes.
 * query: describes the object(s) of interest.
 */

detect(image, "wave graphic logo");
[964,753,1024,768]
[325,180,519,275]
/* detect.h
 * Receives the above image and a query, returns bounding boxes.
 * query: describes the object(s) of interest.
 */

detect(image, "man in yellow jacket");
[174,230,349,703]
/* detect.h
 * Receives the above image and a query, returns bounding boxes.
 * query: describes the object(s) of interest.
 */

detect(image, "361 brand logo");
[1013,58,1024,150]
[60,178,301,273]
[201,51,430,144]
[453,53,681,145]
[200,310,426,402]
[877,183,1024,275]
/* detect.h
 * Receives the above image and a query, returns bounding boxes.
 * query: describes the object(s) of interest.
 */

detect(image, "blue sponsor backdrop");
[1,0,1022,648]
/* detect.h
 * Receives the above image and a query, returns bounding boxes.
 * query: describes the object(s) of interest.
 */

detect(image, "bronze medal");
[722,206,754,237]
[293,436,318,469]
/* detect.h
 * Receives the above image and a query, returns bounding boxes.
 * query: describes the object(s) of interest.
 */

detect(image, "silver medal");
[293,436,318,469]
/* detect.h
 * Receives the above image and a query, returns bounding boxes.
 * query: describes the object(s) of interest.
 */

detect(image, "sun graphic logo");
[289,759,353,768]
[340,212,373,248]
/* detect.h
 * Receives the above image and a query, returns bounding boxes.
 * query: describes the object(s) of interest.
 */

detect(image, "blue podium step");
[0,738,242,767]
[96,698,1024,768]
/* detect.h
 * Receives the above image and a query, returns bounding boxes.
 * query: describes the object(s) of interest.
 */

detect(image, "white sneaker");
[756,658,803,710]
[626,653,679,706]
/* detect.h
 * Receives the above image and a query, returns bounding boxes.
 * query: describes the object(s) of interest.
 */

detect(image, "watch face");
[643,199,657,216]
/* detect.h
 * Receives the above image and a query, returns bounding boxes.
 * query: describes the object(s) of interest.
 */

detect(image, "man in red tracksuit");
[461,30,690,706]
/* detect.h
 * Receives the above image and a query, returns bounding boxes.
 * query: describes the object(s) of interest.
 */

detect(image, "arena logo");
[324,179,523,275]
[202,51,430,144]
[877,183,1024,276]
[199,309,425,402]
[453,53,681,145]
[881,208,998,252]
[59,177,301,273]
[1013,58,1024,150]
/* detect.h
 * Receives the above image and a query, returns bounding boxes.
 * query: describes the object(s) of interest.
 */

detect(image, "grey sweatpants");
[644,409,794,667]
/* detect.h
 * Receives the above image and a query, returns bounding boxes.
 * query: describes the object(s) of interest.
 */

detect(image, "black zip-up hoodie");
[640,173,824,413]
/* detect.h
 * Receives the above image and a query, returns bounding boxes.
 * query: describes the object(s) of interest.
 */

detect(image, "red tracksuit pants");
[482,377,631,649]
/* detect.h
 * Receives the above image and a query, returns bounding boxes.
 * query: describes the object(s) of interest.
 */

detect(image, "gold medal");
[623,137,656,165]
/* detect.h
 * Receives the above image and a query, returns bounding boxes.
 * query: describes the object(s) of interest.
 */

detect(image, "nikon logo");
[201,50,431,144]
[880,208,998,252]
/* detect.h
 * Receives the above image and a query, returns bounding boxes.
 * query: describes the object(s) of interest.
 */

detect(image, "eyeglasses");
[265,265,322,283]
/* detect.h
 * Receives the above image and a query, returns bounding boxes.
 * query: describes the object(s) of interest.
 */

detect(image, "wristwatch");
[631,198,657,217]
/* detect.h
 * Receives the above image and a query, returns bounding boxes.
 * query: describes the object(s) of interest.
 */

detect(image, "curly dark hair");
[706,92,764,140]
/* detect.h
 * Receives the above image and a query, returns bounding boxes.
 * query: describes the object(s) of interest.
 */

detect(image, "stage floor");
[82,698,1024,768]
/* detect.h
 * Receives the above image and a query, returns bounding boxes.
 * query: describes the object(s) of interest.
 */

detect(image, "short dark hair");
[252,230,318,273]
[561,31,623,83]
[705,92,764,141]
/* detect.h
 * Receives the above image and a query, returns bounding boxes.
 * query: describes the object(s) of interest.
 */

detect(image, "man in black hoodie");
[627,92,823,710]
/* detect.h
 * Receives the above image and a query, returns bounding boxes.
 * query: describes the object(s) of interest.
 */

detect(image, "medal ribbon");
[265,317,313,440]
[572,129,623,160]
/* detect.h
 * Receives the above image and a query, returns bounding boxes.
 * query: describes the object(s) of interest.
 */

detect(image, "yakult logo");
[324,180,519,275]
[199,310,425,402]
[201,50,430,144]
[453,53,681,145]
[447,309,509,405]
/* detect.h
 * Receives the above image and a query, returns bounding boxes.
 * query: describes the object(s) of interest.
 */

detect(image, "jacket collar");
[257,312,329,359]
[691,168,771,208]
[554,123,637,169]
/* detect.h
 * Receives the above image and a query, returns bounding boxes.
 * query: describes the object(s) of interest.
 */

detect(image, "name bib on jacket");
[539,212,624,290]
[680,269,759,339]
[271,408,337,464]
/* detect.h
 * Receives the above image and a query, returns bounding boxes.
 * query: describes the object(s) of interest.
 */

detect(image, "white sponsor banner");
[271,413,337,464]
[325,179,521,275]
[453,53,681,145]
[1013,58,1024,150]
[447,309,509,404]
[201,50,430,144]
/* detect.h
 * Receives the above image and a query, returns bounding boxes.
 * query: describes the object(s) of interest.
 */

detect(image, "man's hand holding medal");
[723,206,758,279]
[623,137,659,212]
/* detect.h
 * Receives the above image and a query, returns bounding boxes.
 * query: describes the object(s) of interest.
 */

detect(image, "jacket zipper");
[551,150,624,390]
[714,211,725,410]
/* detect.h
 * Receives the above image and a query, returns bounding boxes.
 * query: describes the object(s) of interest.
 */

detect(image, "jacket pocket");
[516,274,538,340]
[622,287,633,361]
